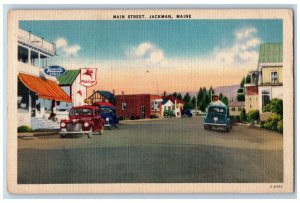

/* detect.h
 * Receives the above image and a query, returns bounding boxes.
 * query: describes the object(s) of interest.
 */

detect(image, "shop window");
[271,71,278,83]
[122,102,127,110]
[18,46,29,63]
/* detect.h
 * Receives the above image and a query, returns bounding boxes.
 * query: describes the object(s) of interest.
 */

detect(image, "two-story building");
[17,29,71,129]
[244,70,259,113]
[257,43,283,113]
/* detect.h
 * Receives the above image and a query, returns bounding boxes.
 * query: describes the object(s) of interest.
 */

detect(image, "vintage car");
[59,105,105,138]
[181,109,193,118]
[204,100,232,132]
[93,102,119,129]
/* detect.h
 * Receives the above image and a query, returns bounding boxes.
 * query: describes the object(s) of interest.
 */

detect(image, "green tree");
[245,74,251,84]
[240,77,246,88]
[177,93,183,100]
[191,96,196,109]
[237,94,245,101]
[183,93,191,103]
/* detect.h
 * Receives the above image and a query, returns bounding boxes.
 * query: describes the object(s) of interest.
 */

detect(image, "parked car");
[59,105,105,138]
[204,101,232,132]
[98,106,119,129]
[163,109,176,118]
[181,109,193,118]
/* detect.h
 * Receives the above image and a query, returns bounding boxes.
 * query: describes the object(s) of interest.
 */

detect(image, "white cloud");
[213,27,261,65]
[55,38,81,56]
[131,42,164,65]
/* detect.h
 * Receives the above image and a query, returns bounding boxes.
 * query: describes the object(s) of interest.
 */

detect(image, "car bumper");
[59,129,90,134]
[104,123,112,127]
[204,123,228,127]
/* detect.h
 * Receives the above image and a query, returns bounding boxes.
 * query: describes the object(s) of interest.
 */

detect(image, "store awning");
[18,73,72,103]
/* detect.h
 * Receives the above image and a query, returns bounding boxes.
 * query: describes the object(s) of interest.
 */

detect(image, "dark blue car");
[98,106,119,129]
[181,109,193,118]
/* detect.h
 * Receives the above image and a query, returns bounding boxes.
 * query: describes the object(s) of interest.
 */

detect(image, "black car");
[181,109,193,118]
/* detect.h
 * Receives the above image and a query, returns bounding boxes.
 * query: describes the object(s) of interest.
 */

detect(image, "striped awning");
[18,73,72,103]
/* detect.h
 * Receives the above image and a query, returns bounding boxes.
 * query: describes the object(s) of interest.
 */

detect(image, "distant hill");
[178,84,239,102]
[214,84,240,102]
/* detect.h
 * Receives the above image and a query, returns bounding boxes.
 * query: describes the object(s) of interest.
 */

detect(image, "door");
[141,106,145,119]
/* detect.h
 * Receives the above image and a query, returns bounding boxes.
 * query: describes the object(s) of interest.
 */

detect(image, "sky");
[19,20,283,95]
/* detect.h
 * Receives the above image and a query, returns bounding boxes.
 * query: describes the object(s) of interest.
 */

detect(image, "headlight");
[106,118,110,121]
[60,122,66,127]
[84,122,89,127]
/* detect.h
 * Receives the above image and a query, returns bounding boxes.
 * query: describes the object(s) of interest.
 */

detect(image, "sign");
[44,66,66,76]
[80,68,97,87]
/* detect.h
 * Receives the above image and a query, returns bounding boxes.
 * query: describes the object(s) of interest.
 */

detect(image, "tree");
[191,96,196,109]
[237,94,245,101]
[240,77,246,88]
[245,74,251,84]
[172,92,178,98]
[263,98,283,118]
[177,93,183,100]
[183,93,191,103]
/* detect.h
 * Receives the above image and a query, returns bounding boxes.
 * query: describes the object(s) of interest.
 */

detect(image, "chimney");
[113,89,115,95]
[122,91,124,95]
[163,91,167,97]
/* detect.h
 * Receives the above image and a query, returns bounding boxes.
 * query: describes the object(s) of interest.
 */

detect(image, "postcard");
[6,9,294,194]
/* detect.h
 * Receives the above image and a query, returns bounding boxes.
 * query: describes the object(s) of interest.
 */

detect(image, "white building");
[161,99,174,117]
[17,29,71,129]
[257,43,283,113]
[57,69,87,108]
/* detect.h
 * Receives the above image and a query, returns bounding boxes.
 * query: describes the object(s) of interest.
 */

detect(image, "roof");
[163,96,184,104]
[258,43,283,64]
[57,70,80,85]
[71,105,98,110]
[89,90,115,100]
[162,99,174,105]
[209,100,227,107]
[228,101,245,107]
[18,73,71,103]
[93,102,115,107]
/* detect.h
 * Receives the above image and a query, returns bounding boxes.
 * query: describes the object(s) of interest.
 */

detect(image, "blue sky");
[19,20,283,94]
[20,20,282,59]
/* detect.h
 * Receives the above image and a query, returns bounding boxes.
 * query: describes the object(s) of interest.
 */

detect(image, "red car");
[59,105,105,138]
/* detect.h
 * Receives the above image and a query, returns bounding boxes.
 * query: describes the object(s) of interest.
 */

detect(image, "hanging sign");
[80,68,97,87]
[44,66,66,76]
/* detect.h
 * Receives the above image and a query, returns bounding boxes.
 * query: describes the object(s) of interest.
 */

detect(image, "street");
[18,116,283,184]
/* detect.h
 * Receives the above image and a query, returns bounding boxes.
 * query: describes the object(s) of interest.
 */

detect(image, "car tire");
[204,125,208,130]
[87,130,93,138]
[99,127,104,135]
[60,134,66,138]
[115,124,118,129]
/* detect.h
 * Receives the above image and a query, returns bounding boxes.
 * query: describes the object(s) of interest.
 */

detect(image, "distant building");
[17,29,71,129]
[228,101,245,116]
[257,43,283,113]
[57,69,86,108]
[88,90,115,104]
[244,70,259,113]
[162,96,184,117]
[161,99,174,117]
[116,94,162,119]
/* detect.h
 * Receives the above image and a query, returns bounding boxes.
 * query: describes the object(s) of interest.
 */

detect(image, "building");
[244,70,259,113]
[257,43,283,113]
[88,90,115,104]
[162,96,184,117]
[57,69,86,108]
[228,101,245,116]
[17,29,71,129]
[161,99,174,117]
[116,94,162,119]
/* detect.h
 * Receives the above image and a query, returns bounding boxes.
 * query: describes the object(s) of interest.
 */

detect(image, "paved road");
[18,117,283,184]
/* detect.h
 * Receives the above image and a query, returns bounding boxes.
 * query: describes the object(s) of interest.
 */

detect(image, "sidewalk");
[18,130,59,139]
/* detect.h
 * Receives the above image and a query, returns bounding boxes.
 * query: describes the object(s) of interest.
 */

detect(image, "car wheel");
[115,124,118,129]
[99,127,104,135]
[204,125,208,130]
[60,134,66,138]
[87,130,93,138]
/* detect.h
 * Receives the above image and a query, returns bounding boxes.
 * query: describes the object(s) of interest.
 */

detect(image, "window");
[231,107,236,111]
[122,102,127,110]
[151,100,159,111]
[238,107,242,111]
[250,104,252,109]
[262,90,270,108]
[271,71,278,83]
[70,108,92,116]
[249,97,252,102]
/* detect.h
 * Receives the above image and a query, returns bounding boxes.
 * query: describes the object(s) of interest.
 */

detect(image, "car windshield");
[208,107,226,115]
[70,108,92,116]
[100,107,112,113]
